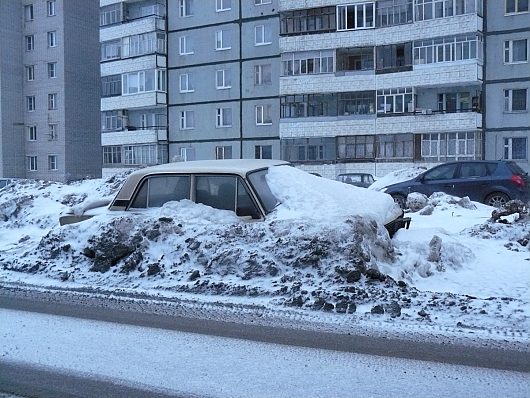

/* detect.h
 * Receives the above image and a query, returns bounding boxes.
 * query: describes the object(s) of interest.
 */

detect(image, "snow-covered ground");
[0,166,529,344]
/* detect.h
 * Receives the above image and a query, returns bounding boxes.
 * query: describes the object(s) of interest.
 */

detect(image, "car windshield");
[247,168,280,213]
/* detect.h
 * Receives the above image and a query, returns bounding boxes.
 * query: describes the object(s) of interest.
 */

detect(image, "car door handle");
[442,184,454,188]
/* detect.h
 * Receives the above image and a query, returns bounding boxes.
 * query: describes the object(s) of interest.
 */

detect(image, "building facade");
[166,0,280,162]
[484,0,529,171]
[99,0,168,177]
[0,0,101,182]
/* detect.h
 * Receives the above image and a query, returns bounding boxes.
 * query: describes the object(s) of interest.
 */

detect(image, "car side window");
[130,175,191,208]
[423,163,457,181]
[459,163,488,178]
[195,175,237,211]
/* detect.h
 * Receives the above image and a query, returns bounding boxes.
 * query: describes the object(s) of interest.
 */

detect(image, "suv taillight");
[511,174,525,187]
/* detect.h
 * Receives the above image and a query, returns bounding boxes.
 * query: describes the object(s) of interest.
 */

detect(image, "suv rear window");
[506,161,527,175]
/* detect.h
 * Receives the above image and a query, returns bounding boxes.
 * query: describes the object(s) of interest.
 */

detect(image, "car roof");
[113,159,290,203]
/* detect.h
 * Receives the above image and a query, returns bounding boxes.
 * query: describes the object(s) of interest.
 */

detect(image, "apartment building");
[166,0,280,162]
[278,0,486,178]
[0,0,100,182]
[99,0,168,177]
[484,0,529,172]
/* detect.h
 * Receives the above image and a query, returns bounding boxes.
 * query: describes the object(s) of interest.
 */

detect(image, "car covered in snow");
[59,159,410,236]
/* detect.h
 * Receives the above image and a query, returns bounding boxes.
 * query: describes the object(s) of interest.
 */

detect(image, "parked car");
[0,178,15,190]
[337,173,375,188]
[381,160,530,208]
[60,159,410,236]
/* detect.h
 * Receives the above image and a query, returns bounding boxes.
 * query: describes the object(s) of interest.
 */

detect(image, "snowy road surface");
[1,308,528,398]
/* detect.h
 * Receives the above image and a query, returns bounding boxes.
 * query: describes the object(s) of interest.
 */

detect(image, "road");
[0,286,528,397]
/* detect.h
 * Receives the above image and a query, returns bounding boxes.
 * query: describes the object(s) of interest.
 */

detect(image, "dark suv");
[382,160,530,208]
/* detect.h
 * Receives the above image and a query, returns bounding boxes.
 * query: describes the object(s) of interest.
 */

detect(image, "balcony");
[375,110,482,134]
[101,127,167,146]
[101,55,166,77]
[100,16,165,42]
[101,92,166,111]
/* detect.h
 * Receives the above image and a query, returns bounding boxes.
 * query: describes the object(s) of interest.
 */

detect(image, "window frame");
[180,110,195,130]
[216,107,232,128]
[27,125,37,141]
[26,65,35,81]
[504,39,528,64]
[47,31,57,48]
[179,73,194,93]
[337,2,375,31]
[48,123,58,140]
[27,156,38,172]
[215,69,231,89]
[48,155,58,171]
[24,4,34,21]
[254,24,272,46]
[505,0,529,14]
[215,30,231,51]
[25,35,34,51]
[256,104,273,125]
[26,96,36,112]
[504,88,528,112]
[255,145,273,159]
[48,62,57,78]
[179,36,194,55]
[179,0,193,17]
[48,93,57,110]
[47,0,56,16]
[215,146,233,160]
[504,137,527,160]
[254,64,272,85]
[216,0,231,12]
[103,146,122,165]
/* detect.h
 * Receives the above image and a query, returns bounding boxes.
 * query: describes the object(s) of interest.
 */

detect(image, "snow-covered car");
[59,159,410,236]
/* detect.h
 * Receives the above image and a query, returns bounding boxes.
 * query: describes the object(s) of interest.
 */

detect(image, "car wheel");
[485,192,510,207]
[391,194,407,209]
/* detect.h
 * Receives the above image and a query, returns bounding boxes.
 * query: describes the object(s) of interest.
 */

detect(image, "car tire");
[485,192,510,207]
[391,194,407,209]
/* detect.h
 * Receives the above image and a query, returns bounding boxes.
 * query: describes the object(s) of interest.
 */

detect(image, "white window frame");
[27,156,38,172]
[48,93,57,110]
[505,0,529,14]
[179,73,194,93]
[215,30,231,50]
[254,64,272,85]
[254,24,272,46]
[256,104,273,125]
[48,123,58,140]
[47,0,56,16]
[216,0,231,12]
[255,145,272,159]
[179,0,193,17]
[179,36,193,55]
[24,4,34,21]
[215,146,232,160]
[47,31,57,48]
[215,69,231,89]
[255,0,272,5]
[26,65,35,81]
[504,39,528,64]
[504,137,527,160]
[504,88,528,112]
[48,62,57,78]
[25,35,34,51]
[216,107,232,127]
[27,125,37,141]
[180,110,195,130]
[48,155,58,171]
[27,96,35,112]
[337,2,375,31]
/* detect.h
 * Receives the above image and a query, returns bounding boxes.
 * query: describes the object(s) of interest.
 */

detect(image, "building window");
[256,105,273,125]
[255,145,272,159]
[337,135,375,159]
[216,146,232,159]
[377,88,414,113]
[376,42,413,73]
[124,145,157,165]
[179,73,194,92]
[122,32,166,58]
[336,47,373,72]
[414,34,482,65]
[101,111,125,131]
[47,31,57,47]
[179,36,194,55]
[504,39,528,64]
[48,124,58,140]
[437,92,474,112]
[179,0,193,17]
[27,96,35,112]
[101,40,121,61]
[281,93,339,118]
[48,155,58,171]
[339,91,376,115]
[27,126,37,141]
[506,0,529,14]
[415,0,480,21]
[48,62,57,78]
[337,2,375,31]
[215,30,231,50]
[282,138,333,162]
[216,108,232,127]
[24,4,34,21]
[103,146,122,164]
[280,7,336,36]
[421,132,480,160]
[100,4,122,26]
[180,110,195,130]
[376,0,413,27]
[27,156,38,171]
[255,0,272,4]
[101,74,122,97]
[504,89,528,112]
[48,93,57,110]
[254,64,272,85]
[376,134,414,159]
[26,65,35,81]
[47,0,56,16]
[216,0,231,11]
[504,137,527,160]
[255,24,272,46]
[282,50,335,76]
[122,69,166,95]
[25,35,34,51]
[216,69,231,89]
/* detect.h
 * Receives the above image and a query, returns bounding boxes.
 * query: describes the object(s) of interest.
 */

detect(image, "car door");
[416,162,459,197]
[452,162,493,202]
